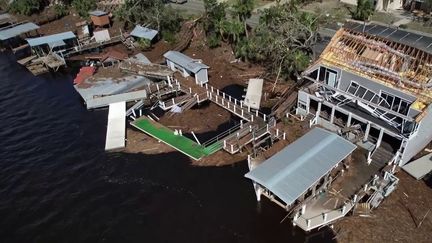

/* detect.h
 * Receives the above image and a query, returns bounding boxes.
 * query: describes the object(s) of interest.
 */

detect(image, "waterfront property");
[18,31,78,74]
[0,22,39,53]
[246,127,399,231]
[296,24,432,168]
[164,51,209,85]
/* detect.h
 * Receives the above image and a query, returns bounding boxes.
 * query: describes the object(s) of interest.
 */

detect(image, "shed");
[26,31,76,53]
[0,22,39,41]
[245,127,356,206]
[130,25,158,41]
[243,78,263,110]
[89,10,110,27]
[163,50,209,85]
[402,153,432,180]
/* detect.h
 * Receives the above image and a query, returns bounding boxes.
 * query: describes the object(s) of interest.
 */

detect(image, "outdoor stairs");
[221,122,275,154]
[371,147,394,170]
[179,96,198,112]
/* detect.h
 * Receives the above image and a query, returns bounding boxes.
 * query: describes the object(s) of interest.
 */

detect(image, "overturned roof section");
[0,22,39,40]
[0,13,14,25]
[26,31,76,47]
[130,25,158,41]
[164,51,209,73]
[313,27,432,105]
[245,128,356,206]
[403,152,432,180]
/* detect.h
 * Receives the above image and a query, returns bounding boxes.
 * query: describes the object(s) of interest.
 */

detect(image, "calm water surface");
[0,52,334,243]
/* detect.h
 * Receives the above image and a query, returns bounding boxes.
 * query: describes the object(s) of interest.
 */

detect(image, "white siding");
[401,104,432,165]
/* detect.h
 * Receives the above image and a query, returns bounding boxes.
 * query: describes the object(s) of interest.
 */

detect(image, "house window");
[298,101,307,110]
[318,66,338,88]
[380,91,411,115]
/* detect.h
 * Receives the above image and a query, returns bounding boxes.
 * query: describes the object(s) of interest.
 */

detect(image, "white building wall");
[341,0,403,11]
[401,104,432,165]
[195,69,208,85]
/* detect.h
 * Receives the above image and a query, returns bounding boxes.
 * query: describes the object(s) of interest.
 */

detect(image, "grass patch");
[300,0,352,23]
[370,12,400,25]
[401,21,432,34]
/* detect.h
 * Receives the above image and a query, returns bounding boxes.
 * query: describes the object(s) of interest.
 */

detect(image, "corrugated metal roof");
[89,10,108,16]
[0,22,39,40]
[245,128,356,205]
[26,31,76,47]
[48,40,66,48]
[163,50,209,73]
[130,25,158,40]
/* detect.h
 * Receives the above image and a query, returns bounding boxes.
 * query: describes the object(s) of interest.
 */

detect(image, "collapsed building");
[297,24,432,167]
[246,24,432,231]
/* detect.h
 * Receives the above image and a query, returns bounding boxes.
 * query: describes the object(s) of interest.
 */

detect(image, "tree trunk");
[244,20,248,39]
[272,59,284,93]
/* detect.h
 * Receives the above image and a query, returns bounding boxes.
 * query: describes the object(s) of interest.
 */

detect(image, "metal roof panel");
[245,128,356,205]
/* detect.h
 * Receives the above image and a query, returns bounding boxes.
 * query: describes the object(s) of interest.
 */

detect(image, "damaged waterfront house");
[246,23,432,231]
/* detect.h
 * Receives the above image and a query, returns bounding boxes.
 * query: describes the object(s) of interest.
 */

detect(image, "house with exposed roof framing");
[296,23,432,168]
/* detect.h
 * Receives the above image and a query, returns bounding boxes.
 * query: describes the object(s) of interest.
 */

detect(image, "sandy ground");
[334,171,432,243]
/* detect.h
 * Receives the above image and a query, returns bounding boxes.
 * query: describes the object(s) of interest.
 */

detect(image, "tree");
[241,2,322,85]
[203,0,227,47]
[72,0,96,18]
[353,0,374,21]
[231,0,255,38]
[9,0,41,15]
[116,0,181,35]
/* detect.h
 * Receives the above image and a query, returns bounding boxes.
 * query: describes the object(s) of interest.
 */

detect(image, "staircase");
[371,147,394,169]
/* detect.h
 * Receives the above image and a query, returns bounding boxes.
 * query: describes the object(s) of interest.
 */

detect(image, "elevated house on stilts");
[246,23,432,231]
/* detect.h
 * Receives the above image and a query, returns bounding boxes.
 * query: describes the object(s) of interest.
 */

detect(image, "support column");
[376,128,384,148]
[330,106,335,124]
[316,102,322,122]
[363,122,371,142]
[347,112,352,127]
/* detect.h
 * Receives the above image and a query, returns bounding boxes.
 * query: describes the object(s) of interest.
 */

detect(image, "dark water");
[0,52,335,243]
